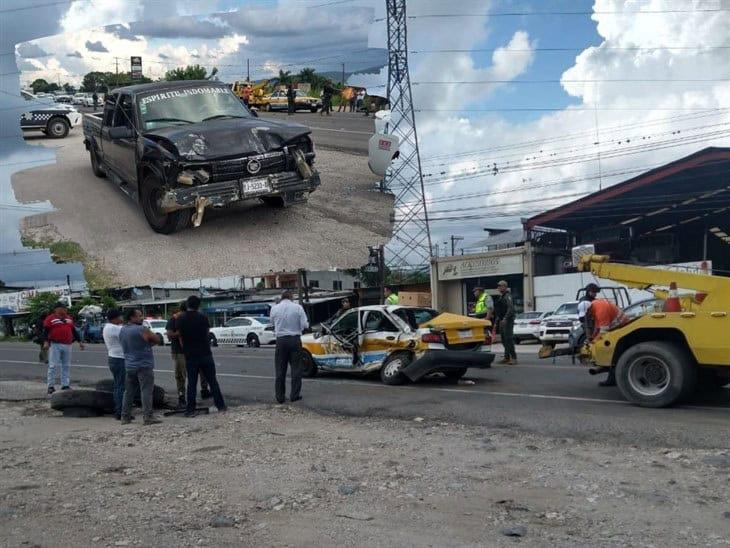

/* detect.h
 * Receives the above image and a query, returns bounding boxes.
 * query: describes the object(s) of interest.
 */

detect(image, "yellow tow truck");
[577,253,730,407]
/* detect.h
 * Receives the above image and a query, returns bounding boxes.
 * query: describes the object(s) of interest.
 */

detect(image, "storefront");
[430,246,533,316]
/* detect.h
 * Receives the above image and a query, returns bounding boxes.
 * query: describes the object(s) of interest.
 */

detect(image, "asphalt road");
[2,341,728,449]
[258,111,374,154]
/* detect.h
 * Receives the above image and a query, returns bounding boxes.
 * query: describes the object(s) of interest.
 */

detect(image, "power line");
[413,78,730,84]
[410,46,730,53]
[401,8,730,18]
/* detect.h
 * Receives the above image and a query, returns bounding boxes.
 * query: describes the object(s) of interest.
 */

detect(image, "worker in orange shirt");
[588,298,628,387]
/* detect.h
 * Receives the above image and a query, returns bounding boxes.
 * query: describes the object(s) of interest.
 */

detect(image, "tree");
[26,292,61,328]
[164,64,218,81]
[277,69,292,85]
[30,78,50,93]
[62,82,75,94]
[81,70,153,93]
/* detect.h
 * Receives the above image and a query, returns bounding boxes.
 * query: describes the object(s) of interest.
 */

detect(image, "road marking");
[2,359,727,412]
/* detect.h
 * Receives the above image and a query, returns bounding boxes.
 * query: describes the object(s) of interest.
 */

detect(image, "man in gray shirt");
[270,290,309,404]
[119,308,163,425]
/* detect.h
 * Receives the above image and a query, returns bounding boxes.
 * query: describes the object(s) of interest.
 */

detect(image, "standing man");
[472,287,493,319]
[321,82,334,116]
[356,89,365,112]
[175,296,227,417]
[167,302,188,408]
[242,84,252,107]
[102,309,126,420]
[270,290,309,404]
[32,310,49,365]
[92,91,98,110]
[494,280,517,365]
[384,286,399,305]
[119,308,163,425]
[286,83,296,115]
[588,296,627,388]
[43,301,84,394]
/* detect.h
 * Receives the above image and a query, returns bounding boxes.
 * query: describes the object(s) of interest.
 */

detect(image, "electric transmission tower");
[383,0,432,278]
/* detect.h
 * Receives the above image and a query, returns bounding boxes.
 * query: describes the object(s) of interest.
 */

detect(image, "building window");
[353,281,361,289]
[164,289,170,297]
[309,280,319,288]
[333,280,343,291]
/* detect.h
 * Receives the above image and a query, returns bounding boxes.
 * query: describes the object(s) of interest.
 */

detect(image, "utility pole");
[341,62,345,85]
[450,235,463,256]
[247,58,250,82]
[384,0,432,276]
[115,57,119,87]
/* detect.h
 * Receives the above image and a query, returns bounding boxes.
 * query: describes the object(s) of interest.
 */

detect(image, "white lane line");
[2,359,728,412]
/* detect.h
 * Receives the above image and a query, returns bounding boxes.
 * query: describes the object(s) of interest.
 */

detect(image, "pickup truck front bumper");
[159,169,321,213]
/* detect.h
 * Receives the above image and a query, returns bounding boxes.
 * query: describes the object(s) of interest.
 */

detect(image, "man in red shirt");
[43,301,84,394]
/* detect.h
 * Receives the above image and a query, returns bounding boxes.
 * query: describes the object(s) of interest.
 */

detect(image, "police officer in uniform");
[384,286,399,305]
[472,287,492,319]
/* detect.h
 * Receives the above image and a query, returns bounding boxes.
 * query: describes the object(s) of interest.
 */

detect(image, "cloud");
[158,53,170,60]
[128,17,231,39]
[16,42,51,58]
[66,51,83,58]
[85,40,109,53]
[17,59,41,71]
[106,24,142,41]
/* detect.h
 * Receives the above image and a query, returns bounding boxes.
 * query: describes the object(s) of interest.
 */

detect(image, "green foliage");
[69,296,95,319]
[62,83,75,94]
[80,71,152,93]
[30,79,60,93]
[26,292,61,327]
[164,64,218,81]
[277,70,292,85]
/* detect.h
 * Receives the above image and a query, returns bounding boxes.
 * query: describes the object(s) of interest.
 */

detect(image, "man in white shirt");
[270,290,309,404]
[102,309,128,421]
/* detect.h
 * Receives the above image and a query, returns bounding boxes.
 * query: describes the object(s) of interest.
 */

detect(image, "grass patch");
[21,233,116,289]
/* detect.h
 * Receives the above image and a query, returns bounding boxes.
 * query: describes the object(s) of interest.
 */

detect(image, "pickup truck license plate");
[458,329,473,339]
[242,179,271,197]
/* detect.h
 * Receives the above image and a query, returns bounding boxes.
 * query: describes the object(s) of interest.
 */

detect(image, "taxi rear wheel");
[380,352,411,385]
[298,351,318,378]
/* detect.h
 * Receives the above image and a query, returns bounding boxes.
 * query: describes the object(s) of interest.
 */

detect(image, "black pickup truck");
[82,80,320,233]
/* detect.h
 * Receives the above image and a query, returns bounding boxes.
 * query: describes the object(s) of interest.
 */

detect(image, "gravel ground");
[12,133,392,285]
[1,385,729,547]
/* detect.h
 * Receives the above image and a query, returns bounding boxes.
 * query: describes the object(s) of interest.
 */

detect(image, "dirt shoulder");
[12,134,392,285]
[1,386,728,547]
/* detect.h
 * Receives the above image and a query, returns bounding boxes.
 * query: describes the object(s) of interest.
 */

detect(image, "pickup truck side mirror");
[249,108,259,118]
[108,126,135,140]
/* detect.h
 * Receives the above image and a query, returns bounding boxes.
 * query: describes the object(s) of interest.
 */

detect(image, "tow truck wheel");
[140,174,189,234]
[246,334,260,348]
[297,351,318,378]
[46,117,69,138]
[615,341,696,408]
[380,352,411,385]
[266,103,272,112]
[209,334,218,347]
[89,148,105,178]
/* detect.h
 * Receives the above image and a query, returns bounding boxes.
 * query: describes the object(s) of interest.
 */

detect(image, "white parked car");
[514,311,551,344]
[72,93,87,105]
[209,316,275,348]
[539,302,581,344]
[142,318,170,345]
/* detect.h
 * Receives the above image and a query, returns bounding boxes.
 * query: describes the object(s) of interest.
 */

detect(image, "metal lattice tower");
[383,0,432,275]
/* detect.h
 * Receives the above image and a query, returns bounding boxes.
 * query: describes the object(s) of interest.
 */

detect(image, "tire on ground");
[62,406,104,418]
[94,379,167,408]
[442,367,468,383]
[51,389,114,414]
[90,148,106,178]
[297,350,318,378]
[380,352,412,385]
[615,341,696,408]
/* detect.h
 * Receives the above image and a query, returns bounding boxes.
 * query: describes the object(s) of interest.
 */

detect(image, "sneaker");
[178,395,186,408]
[200,389,212,399]
[143,417,162,425]
[290,396,302,403]
[509,359,518,365]
[120,417,132,425]
[217,407,229,413]
[498,358,511,365]
[47,386,55,395]
[184,411,198,418]
[61,386,71,390]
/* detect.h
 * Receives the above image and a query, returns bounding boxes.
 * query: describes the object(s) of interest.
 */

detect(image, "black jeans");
[501,318,517,360]
[275,335,302,402]
[185,354,226,413]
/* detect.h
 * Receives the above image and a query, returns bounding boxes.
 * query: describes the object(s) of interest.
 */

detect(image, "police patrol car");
[20,90,81,138]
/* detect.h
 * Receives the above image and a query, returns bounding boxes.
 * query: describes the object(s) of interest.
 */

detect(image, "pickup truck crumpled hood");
[143,117,311,160]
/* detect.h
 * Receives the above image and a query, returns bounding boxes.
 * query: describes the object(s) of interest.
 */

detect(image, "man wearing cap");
[43,301,84,394]
[270,290,309,404]
[493,281,517,365]
[472,287,492,319]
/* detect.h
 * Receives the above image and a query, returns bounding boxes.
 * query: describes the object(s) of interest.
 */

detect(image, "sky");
[4,0,730,281]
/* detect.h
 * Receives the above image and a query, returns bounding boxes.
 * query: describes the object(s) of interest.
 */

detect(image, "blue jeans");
[108,357,126,417]
[47,343,71,387]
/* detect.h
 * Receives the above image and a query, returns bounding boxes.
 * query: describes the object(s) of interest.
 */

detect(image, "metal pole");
[378,244,385,304]
[342,62,345,85]
[247,58,250,81]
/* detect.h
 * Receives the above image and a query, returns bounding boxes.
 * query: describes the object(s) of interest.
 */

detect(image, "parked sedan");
[514,311,551,343]
[142,318,170,345]
[209,316,275,347]
[298,305,494,385]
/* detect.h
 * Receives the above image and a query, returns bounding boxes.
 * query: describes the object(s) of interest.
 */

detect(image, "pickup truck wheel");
[209,334,218,347]
[246,334,260,348]
[310,106,318,113]
[297,350,318,378]
[47,117,69,138]
[140,174,188,234]
[89,148,106,178]
[615,341,696,408]
[266,103,272,112]
[380,352,411,385]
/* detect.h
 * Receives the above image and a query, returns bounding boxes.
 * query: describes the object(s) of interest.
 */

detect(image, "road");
[2,341,728,449]
[258,111,373,154]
